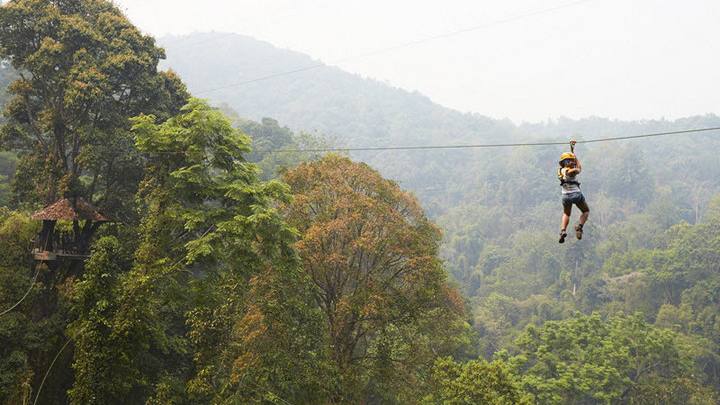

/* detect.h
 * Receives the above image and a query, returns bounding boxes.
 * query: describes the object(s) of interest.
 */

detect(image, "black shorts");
[562,192,589,215]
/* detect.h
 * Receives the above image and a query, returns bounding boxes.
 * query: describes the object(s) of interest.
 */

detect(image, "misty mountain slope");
[159,33,515,147]
[160,33,720,213]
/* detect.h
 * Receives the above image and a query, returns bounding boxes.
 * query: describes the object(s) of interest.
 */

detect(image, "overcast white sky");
[113,0,720,123]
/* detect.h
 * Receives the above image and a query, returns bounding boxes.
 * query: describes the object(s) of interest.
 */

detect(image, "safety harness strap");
[557,167,581,187]
[560,179,581,186]
[559,140,579,186]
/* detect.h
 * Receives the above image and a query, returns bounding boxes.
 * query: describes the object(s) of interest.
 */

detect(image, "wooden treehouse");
[31,198,109,261]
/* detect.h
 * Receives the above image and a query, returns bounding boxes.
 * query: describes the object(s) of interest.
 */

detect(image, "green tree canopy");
[422,356,531,405]
[282,155,470,402]
[66,99,329,404]
[511,313,716,404]
[0,0,188,213]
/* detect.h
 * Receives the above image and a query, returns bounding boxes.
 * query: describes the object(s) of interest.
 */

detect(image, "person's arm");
[573,158,582,174]
[569,140,582,174]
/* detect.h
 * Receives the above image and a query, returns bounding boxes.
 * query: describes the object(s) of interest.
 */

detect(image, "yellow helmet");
[559,152,576,164]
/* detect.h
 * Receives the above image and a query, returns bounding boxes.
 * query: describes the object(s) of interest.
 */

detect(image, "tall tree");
[282,155,469,402]
[68,99,329,404]
[0,0,188,214]
[0,3,189,401]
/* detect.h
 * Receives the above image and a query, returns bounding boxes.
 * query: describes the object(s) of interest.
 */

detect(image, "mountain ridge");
[159,32,515,146]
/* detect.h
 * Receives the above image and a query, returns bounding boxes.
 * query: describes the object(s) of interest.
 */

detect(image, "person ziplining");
[558,140,589,243]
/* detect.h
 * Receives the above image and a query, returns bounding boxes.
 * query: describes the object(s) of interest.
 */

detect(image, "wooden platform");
[32,249,89,261]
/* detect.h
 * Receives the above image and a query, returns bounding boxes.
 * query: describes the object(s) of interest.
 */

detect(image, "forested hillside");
[0,3,718,404]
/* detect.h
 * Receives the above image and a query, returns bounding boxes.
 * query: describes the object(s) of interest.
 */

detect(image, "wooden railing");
[32,231,89,260]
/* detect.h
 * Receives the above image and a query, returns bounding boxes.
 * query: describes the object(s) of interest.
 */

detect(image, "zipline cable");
[33,338,72,405]
[0,264,39,318]
[263,126,720,153]
[139,126,720,155]
[194,0,593,95]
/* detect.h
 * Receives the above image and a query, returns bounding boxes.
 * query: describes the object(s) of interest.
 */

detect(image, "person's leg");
[560,201,572,243]
[561,211,571,230]
[575,196,589,239]
[579,210,589,225]
[577,198,590,225]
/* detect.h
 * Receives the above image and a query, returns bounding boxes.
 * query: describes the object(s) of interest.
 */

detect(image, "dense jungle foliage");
[0,2,718,404]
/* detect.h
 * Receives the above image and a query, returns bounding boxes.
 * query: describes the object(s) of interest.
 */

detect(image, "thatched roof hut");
[31,198,109,222]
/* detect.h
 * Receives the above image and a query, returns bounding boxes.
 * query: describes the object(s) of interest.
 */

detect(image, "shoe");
[559,230,567,244]
[575,224,584,240]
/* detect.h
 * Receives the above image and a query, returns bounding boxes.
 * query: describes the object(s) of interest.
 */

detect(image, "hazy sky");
[114,0,720,123]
